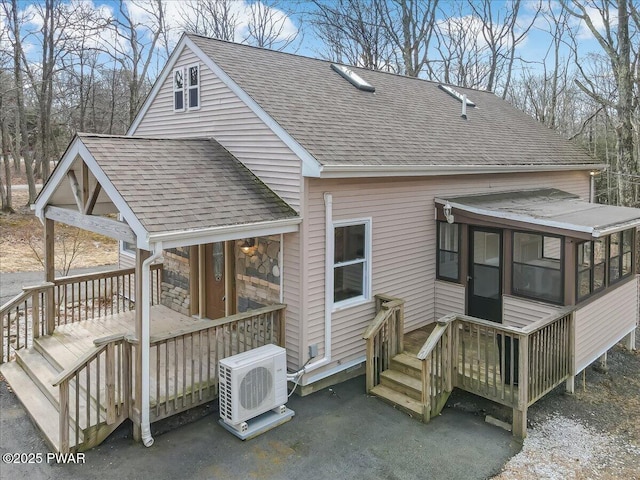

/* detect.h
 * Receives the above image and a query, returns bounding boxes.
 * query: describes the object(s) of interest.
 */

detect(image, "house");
[1,33,638,452]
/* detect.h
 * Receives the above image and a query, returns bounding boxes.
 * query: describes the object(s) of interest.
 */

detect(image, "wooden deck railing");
[522,309,574,405]
[363,294,405,392]
[53,264,162,326]
[416,308,575,438]
[416,314,455,422]
[147,304,287,422]
[1,284,51,364]
[0,265,162,364]
[52,334,131,453]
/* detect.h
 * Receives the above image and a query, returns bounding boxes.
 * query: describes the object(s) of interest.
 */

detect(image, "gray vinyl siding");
[502,295,560,328]
[131,47,302,211]
[574,276,638,373]
[302,171,590,380]
[118,250,135,269]
[435,281,466,320]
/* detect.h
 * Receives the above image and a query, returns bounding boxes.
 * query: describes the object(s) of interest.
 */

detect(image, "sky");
[1,0,614,85]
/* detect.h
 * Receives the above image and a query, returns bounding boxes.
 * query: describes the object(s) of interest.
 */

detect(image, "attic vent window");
[331,64,375,92]
[438,84,475,107]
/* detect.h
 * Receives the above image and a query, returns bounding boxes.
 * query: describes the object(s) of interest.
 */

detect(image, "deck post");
[31,291,40,339]
[512,333,529,440]
[44,218,55,335]
[365,339,374,392]
[623,328,636,351]
[132,248,149,442]
[565,375,575,394]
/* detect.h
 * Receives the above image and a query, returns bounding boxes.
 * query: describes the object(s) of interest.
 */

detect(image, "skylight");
[438,84,475,107]
[331,64,375,92]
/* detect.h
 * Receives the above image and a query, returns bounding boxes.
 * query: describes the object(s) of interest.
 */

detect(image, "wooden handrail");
[94,333,128,347]
[0,285,51,313]
[52,264,162,286]
[363,295,405,393]
[363,299,404,340]
[416,315,456,360]
[52,345,104,387]
[149,304,286,344]
[521,306,575,334]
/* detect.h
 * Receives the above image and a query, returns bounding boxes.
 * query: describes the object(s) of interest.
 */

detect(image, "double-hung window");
[173,64,199,111]
[333,220,371,307]
[187,64,200,109]
[437,222,460,281]
[173,68,185,111]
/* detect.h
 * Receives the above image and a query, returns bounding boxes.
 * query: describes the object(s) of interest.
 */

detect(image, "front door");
[204,242,226,319]
[468,227,502,323]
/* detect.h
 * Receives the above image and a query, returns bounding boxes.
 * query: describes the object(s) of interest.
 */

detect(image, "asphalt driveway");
[0,375,520,480]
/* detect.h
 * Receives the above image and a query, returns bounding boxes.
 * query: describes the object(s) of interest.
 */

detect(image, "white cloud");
[576,5,618,40]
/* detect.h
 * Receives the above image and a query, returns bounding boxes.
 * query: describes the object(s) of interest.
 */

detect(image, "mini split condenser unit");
[219,344,290,436]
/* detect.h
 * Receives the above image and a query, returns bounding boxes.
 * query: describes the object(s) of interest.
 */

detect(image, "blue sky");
[4,0,611,84]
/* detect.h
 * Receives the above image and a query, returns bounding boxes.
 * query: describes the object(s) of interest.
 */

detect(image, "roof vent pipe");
[461,94,467,119]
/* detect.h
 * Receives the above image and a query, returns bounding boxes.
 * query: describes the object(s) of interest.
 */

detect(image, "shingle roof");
[188,33,599,168]
[78,133,297,233]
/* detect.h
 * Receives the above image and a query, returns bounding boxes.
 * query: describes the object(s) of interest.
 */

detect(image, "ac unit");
[219,344,288,432]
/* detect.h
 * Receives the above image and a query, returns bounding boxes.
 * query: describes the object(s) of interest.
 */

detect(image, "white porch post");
[133,248,149,442]
[44,218,55,335]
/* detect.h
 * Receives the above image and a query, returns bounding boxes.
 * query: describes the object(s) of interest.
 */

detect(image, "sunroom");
[433,188,639,374]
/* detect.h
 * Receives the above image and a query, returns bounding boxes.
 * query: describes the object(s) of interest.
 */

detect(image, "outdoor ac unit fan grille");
[240,366,273,410]
[218,344,287,426]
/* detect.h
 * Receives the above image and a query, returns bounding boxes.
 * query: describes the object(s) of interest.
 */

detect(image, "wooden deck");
[404,324,520,406]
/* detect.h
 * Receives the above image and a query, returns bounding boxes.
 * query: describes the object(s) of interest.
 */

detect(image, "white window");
[173,68,185,111]
[332,219,371,308]
[121,240,135,257]
[173,64,199,111]
[187,64,200,109]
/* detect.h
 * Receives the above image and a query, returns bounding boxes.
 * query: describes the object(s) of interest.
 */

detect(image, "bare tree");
[311,0,394,70]
[377,0,439,77]
[106,0,167,124]
[562,0,638,205]
[246,0,298,50]
[3,0,37,204]
[466,0,541,97]
[178,0,238,41]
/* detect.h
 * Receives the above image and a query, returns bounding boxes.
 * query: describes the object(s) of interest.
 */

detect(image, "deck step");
[370,384,424,419]
[0,362,82,452]
[391,353,422,378]
[15,348,62,407]
[34,334,88,371]
[380,369,422,401]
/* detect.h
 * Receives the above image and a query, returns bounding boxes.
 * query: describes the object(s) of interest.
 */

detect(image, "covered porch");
[0,133,299,453]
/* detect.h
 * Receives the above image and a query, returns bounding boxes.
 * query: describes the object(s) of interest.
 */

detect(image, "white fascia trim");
[435,198,640,238]
[319,163,606,178]
[147,217,301,250]
[34,138,149,248]
[183,36,323,178]
[127,37,187,135]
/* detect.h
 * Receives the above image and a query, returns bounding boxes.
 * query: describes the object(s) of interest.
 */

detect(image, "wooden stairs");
[370,352,451,421]
[0,335,127,453]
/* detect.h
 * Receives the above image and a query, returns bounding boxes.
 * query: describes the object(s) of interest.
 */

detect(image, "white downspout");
[141,242,163,447]
[286,193,333,381]
[589,171,596,203]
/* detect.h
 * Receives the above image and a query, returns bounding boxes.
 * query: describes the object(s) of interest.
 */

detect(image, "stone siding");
[161,247,191,316]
